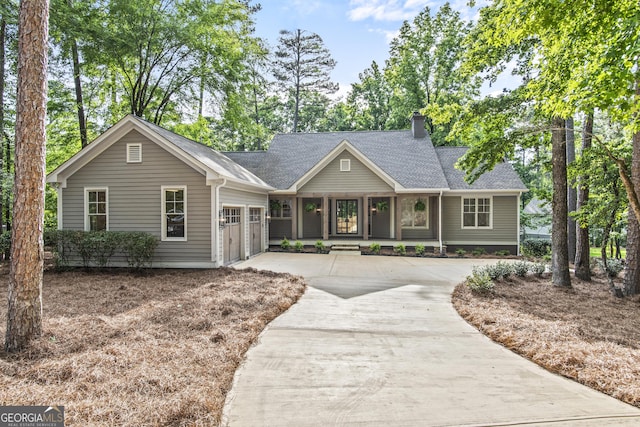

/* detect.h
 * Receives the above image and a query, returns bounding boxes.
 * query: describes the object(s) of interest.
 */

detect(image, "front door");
[249,208,262,256]
[336,199,358,235]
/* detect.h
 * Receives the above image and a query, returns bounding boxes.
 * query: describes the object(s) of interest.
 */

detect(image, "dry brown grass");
[0,266,306,426]
[453,271,640,408]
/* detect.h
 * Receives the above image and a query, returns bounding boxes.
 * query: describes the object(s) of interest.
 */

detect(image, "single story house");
[47,113,527,267]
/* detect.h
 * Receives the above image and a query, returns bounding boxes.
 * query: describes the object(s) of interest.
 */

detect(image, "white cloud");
[347,0,435,22]
[286,0,326,16]
[369,27,400,44]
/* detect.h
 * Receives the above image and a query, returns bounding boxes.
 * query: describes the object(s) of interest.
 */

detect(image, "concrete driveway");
[222,253,640,426]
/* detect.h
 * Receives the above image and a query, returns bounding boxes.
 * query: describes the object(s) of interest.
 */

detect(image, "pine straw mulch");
[0,267,306,426]
[452,272,640,408]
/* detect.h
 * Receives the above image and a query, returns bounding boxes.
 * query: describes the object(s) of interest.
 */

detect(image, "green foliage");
[280,237,290,250]
[415,244,425,257]
[495,250,510,256]
[369,242,381,255]
[481,262,513,281]
[466,267,494,294]
[512,261,531,277]
[471,247,486,256]
[393,243,406,256]
[294,241,304,252]
[521,239,552,258]
[455,248,466,257]
[531,262,547,277]
[596,258,625,278]
[46,230,158,269]
[314,240,326,253]
[0,231,10,254]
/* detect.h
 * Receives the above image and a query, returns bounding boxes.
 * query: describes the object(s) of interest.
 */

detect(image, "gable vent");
[340,159,351,172]
[127,143,142,163]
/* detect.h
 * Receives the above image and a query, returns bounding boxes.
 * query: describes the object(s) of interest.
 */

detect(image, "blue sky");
[252,0,509,99]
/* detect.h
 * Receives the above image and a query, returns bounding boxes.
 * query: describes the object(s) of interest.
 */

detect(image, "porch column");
[291,197,298,240]
[363,196,369,241]
[322,195,329,240]
[395,196,402,240]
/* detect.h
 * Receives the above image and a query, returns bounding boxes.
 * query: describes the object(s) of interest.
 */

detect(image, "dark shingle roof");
[435,147,528,191]
[135,118,271,188]
[228,130,451,190]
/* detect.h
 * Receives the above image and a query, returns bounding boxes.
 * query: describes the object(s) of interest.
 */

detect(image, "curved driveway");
[222,253,640,426]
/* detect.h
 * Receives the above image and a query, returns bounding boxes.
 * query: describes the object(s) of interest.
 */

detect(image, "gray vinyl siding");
[62,129,212,263]
[300,151,393,193]
[441,195,518,243]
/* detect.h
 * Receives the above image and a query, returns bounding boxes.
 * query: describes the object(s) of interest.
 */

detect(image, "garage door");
[223,207,241,264]
[249,208,262,256]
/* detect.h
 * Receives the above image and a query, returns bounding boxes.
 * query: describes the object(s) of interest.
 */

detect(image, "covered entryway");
[336,199,358,235]
[223,207,242,264]
[249,208,262,256]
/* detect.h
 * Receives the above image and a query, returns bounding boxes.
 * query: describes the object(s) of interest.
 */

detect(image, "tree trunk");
[623,126,640,295]
[551,117,571,287]
[5,0,49,352]
[67,0,87,147]
[574,112,592,281]
[0,17,5,244]
[566,116,577,263]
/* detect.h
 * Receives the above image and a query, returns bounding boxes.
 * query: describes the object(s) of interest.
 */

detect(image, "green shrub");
[495,249,510,256]
[596,258,625,278]
[531,262,547,276]
[512,260,531,277]
[369,242,381,255]
[280,237,290,250]
[472,247,486,256]
[415,244,425,257]
[315,240,326,253]
[466,268,494,294]
[455,248,466,257]
[521,239,551,258]
[393,243,406,256]
[121,232,159,269]
[294,241,304,252]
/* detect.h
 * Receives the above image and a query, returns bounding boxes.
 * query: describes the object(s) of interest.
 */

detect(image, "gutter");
[439,190,443,254]
[213,178,227,266]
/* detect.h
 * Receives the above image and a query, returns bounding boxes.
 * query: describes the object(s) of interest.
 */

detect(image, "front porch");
[268,238,445,253]
[268,193,442,244]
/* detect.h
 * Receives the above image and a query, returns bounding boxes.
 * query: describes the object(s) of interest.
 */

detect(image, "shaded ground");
[0,267,305,426]
[452,272,640,408]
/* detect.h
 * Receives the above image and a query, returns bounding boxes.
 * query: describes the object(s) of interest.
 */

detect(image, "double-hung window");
[85,188,108,231]
[270,199,292,219]
[462,197,492,228]
[162,186,187,241]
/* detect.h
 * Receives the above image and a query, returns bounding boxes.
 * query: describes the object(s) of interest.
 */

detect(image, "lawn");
[452,269,640,408]
[0,267,306,426]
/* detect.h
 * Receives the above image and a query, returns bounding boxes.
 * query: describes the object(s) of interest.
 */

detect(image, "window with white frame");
[86,188,108,231]
[127,143,142,163]
[400,197,428,228]
[162,186,186,240]
[462,197,492,228]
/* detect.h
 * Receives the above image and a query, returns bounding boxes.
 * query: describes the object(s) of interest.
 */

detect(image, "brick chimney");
[411,111,426,138]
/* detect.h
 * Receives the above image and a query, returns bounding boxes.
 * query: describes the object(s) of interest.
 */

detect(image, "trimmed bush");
[280,237,291,250]
[415,244,425,257]
[472,247,486,256]
[294,241,304,252]
[512,260,531,277]
[369,242,381,255]
[121,232,159,269]
[393,243,406,256]
[521,239,551,258]
[466,267,494,294]
[455,248,466,257]
[315,240,326,253]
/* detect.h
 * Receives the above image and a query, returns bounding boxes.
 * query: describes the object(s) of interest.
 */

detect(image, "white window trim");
[127,143,142,163]
[461,196,493,229]
[162,185,187,241]
[84,187,109,231]
[400,197,429,229]
[340,158,351,172]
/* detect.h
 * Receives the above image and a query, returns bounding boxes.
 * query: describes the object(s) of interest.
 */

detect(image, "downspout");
[55,183,63,230]
[213,178,226,266]
[438,190,443,254]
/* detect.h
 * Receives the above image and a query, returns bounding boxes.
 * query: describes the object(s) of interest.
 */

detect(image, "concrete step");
[329,244,361,256]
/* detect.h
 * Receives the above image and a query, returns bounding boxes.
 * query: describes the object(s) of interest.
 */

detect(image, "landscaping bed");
[0,267,306,425]
[453,270,640,408]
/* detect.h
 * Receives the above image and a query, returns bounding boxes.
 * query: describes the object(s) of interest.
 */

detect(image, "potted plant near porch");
[414,199,426,211]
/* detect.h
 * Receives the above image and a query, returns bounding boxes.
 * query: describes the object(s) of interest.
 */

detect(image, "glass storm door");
[336,199,358,234]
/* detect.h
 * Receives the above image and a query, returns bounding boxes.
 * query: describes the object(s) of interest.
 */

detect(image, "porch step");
[329,244,362,256]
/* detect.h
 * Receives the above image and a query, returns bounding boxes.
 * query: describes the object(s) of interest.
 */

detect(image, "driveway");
[222,253,640,426]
